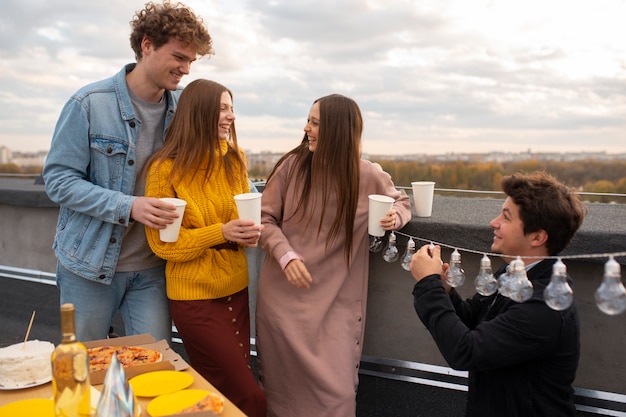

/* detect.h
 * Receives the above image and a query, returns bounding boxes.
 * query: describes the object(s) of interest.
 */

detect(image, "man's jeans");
[56,263,171,342]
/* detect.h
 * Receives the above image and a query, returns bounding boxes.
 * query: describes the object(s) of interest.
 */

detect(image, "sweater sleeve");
[144,160,230,263]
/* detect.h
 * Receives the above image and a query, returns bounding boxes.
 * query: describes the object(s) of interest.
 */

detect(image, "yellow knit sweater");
[144,149,250,301]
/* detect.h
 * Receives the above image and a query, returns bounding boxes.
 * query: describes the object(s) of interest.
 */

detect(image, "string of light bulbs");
[369,231,626,316]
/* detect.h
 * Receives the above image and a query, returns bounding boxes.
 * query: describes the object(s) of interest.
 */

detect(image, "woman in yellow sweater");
[144,79,266,417]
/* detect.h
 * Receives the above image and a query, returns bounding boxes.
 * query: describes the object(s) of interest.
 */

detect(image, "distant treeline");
[0,163,42,175]
[373,159,626,202]
[4,159,626,202]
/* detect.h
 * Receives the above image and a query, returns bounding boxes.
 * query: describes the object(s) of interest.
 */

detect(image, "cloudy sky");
[1,0,625,156]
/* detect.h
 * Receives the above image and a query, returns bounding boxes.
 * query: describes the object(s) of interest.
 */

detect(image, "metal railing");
[2,265,625,416]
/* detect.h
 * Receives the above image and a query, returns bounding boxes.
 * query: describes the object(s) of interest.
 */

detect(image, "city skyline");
[1,0,625,156]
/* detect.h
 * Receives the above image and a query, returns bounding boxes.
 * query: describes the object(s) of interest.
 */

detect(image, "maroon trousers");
[170,288,266,417]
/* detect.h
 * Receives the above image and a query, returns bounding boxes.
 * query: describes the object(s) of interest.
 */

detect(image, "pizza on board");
[88,346,163,372]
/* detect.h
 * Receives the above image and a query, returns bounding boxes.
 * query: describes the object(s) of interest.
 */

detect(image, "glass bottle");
[52,303,91,417]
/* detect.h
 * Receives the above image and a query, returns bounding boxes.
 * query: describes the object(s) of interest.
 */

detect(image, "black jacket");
[413,259,579,417]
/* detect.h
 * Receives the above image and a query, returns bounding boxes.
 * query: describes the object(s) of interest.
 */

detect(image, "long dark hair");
[267,94,362,264]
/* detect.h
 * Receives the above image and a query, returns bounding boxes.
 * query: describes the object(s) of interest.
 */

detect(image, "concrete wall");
[1,179,625,396]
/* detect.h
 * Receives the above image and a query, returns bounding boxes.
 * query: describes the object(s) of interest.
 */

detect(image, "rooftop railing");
[1,176,625,416]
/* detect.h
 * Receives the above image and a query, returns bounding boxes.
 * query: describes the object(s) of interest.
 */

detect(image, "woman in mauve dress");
[256,94,411,417]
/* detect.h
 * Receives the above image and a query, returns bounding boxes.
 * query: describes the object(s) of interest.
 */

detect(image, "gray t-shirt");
[116,91,167,272]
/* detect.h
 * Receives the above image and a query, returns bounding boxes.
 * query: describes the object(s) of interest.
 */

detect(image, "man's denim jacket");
[43,64,180,284]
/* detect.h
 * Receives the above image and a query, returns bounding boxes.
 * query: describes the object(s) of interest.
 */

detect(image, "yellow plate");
[147,389,211,416]
[0,398,54,417]
[129,370,194,397]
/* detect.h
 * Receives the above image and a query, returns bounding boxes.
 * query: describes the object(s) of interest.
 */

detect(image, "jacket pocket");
[89,136,128,188]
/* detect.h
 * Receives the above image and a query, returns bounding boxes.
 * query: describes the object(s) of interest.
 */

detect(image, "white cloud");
[0,0,625,156]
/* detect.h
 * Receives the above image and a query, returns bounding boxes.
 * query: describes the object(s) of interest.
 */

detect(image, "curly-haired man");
[43,1,213,342]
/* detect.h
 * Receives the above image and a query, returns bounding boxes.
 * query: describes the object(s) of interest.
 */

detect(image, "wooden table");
[0,367,246,417]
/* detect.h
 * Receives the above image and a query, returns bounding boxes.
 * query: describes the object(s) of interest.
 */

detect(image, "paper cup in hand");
[368,194,394,237]
[159,198,187,242]
[234,193,262,225]
[412,181,435,217]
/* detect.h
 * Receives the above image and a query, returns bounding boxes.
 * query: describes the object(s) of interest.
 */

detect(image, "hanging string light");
[401,237,416,271]
[369,235,384,253]
[475,255,498,296]
[371,230,626,315]
[507,257,534,303]
[497,264,513,298]
[382,232,400,263]
[595,256,626,315]
[445,249,466,288]
[544,259,574,311]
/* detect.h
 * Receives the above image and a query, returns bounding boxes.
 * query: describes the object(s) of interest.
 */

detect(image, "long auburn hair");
[144,79,246,187]
[267,94,362,264]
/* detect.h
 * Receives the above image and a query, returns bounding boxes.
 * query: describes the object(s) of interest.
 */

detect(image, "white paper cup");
[368,194,395,237]
[159,198,187,242]
[234,193,262,225]
[412,181,435,217]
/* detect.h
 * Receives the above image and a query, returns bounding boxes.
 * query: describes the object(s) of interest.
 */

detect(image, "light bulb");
[369,236,384,253]
[544,259,574,311]
[508,257,533,303]
[475,255,498,296]
[498,265,512,298]
[595,257,626,315]
[401,238,416,271]
[445,249,465,287]
[382,232,400,263]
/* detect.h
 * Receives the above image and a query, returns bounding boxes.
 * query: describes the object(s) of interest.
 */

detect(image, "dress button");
[232,318,237,323]
[98,275,106,280]
[239,343,243,348]
[228,306,233,312]
[227,296,232,302]
[128,160,134,166]
[235,330,240,335]
[129,121,136,128]
[109,237,116,244]
[119,217,126,224]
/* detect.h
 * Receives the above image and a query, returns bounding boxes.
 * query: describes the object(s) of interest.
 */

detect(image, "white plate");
[0,375,51,391]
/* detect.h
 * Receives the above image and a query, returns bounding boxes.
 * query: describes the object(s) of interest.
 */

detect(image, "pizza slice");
[88,346,162,372]
[178,392,225,415]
